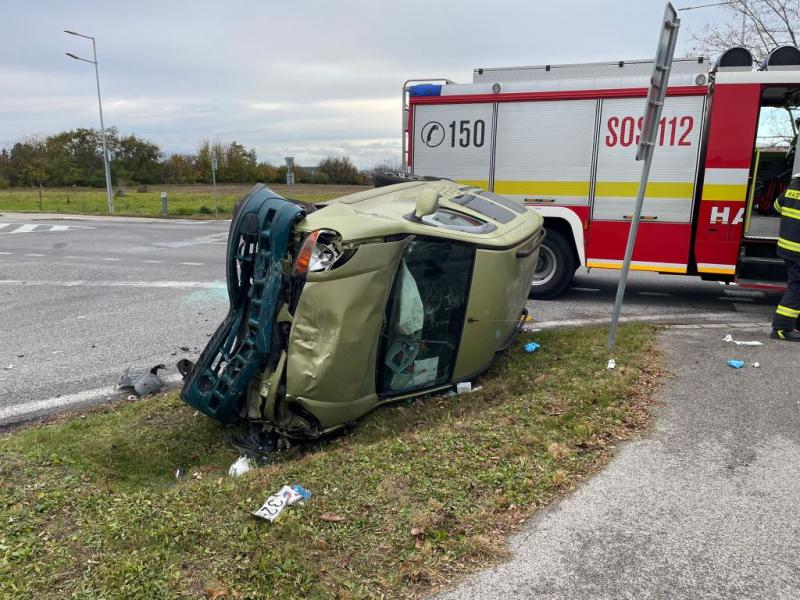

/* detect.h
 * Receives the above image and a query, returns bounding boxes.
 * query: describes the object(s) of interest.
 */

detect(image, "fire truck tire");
[529,229,576,300]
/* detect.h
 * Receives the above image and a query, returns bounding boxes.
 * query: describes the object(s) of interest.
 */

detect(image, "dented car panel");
[180,179,544,438]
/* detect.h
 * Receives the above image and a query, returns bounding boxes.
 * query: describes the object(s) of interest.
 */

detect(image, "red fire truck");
[402,46,800,298]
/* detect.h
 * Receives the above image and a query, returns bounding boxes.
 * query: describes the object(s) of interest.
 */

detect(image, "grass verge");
[0,326,661,599]
[0,184,370,218]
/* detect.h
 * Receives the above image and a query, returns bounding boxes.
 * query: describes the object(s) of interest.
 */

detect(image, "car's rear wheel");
[529,229,576,300]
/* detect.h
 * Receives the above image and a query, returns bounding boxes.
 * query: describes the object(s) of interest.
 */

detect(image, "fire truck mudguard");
[180,185,305,423]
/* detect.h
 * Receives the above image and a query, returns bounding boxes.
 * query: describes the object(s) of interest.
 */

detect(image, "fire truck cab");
[403,46,800,298]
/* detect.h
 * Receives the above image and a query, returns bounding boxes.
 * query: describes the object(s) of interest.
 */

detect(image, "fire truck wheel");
[529,229,576,300]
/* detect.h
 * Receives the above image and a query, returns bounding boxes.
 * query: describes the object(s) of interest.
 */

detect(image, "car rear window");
[479,191,527,214]
[451,193,515,224]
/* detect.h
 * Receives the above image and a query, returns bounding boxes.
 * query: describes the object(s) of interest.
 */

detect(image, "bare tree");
[689,0,800,63]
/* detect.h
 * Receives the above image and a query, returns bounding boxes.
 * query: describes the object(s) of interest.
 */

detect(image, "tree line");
[0,128,371,189]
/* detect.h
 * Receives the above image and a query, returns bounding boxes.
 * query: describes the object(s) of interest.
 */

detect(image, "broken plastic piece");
[292,484,312,501]
[228,456,253,477]
[118,364,166,396]
[252,485,304,521]
[524,342,540,353]
[752,362,760,368]
[606,359,616,370]
[722,334,763,346]
[727,359,745,369]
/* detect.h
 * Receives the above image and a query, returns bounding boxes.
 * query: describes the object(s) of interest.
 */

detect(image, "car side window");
[377,238,474,395]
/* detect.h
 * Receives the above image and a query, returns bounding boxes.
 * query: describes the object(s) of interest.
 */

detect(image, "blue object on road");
[727,359,745,369]
[524,342,541,353]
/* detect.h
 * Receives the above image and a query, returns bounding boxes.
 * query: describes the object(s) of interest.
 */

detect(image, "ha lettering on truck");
[402,46,800,298]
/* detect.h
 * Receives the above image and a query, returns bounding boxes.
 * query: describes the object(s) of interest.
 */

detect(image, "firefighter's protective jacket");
[775,177,800,260]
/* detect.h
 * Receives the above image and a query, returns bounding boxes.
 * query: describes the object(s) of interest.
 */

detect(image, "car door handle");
[623,215,658,220]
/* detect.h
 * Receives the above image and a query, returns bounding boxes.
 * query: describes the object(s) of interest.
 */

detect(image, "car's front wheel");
[529,229,576,300]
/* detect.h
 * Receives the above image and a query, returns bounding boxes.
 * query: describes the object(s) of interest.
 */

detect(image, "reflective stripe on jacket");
[774,181,800,259]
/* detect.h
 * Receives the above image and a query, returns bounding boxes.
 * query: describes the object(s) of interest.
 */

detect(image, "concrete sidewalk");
[438,326,800,600]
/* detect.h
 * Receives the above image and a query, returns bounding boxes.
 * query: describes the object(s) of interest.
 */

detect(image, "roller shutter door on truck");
[411,103,494,189]
[493,100,597,206]
[587,95,706,272]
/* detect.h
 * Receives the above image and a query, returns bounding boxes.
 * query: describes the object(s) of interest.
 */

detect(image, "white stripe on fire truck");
[703,168,749,186]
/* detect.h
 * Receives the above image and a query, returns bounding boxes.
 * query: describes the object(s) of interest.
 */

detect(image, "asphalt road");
[0,213,783,425]
[438,324,800,600]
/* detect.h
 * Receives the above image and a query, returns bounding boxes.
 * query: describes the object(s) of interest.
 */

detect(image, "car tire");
[528,229,576,300]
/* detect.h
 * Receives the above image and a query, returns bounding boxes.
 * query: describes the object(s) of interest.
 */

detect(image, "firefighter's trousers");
[773,258,800,331]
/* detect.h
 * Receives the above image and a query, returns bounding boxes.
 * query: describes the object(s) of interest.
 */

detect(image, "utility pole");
[65,30,114,214]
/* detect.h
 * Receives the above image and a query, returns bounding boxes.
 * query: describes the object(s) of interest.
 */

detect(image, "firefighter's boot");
[770,329,800,342]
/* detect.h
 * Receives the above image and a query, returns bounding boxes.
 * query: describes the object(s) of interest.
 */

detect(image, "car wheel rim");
[532,246,557,286]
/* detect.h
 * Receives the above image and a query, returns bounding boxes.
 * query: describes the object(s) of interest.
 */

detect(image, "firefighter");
[772,176,800,341]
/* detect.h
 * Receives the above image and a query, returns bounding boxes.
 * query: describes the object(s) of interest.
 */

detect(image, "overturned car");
[180,179,544,440]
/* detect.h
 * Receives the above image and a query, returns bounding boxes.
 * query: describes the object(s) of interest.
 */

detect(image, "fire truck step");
[739,256,785,266]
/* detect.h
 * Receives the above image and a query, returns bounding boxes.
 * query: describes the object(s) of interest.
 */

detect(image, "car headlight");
[293,229,344,275]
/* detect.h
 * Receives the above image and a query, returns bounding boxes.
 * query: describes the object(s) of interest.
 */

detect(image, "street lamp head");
[65,52,80,60]
[63,29,94,40]
[64,29,78,35]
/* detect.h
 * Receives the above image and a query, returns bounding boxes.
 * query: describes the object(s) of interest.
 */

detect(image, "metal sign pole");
[607,3,680,367]
[211,154,218,217]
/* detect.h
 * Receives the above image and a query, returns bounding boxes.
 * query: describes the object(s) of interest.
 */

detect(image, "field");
[0,326,661,599]
[0,184,371,218]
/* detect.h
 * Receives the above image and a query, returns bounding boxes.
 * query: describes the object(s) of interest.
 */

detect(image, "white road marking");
[49,225,70,232]
[0,224,10,231]
[0,373,184,424]
[0,251,12,255]
[25,253,45,257]
[180,262,205,266]
[638,291,671,297]
[570,287,601,293]
[0,279,219,289]
[143,260,163,263]
[63,255,85,259]
[12,224,38,233]
[103,258,121,261]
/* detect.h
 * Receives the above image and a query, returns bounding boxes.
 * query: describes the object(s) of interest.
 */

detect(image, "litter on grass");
[524,342,541,353]
[228,455,253,477]
[753,362,761,368]
[606,359,616,370]
[118,364,166,396]
[727,359,746,369]
[722,334,763,346]
[252,485,309,522]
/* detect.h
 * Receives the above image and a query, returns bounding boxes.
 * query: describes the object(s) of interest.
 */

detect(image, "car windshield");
[377,238,473,395]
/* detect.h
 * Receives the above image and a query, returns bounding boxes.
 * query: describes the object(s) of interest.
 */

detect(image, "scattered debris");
[524,342,541,353]
[607,359,616,370]
[228,456,253,477]
[727,359,745,369]
[292,484,312,501]
[456,381,472,394]
[722,334,762,346]
[4,364,12,370]
[179,346,190,352]
[16,354,24,358]
[252,485,304,521]
[752,362,761,368]
[118,364,166,396]
[320,512,347,523]
[175,468,184,479]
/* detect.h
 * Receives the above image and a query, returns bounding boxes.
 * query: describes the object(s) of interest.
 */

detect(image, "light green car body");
[241,180,544,437]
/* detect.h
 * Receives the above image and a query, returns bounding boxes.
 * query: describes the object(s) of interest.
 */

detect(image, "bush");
[136,184,149,193]
[199,205,212,214]
[0,178,9,189]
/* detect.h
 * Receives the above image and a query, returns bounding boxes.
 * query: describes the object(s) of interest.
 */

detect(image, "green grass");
[0,326,660,599]
[0,184,370,218]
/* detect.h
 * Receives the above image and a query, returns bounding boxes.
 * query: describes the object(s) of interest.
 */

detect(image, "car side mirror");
[414,189,440,220]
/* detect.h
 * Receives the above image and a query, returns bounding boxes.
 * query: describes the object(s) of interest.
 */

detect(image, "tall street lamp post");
[64,30,114,214]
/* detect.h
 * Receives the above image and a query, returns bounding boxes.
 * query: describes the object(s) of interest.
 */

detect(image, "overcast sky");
[2,0,729,168]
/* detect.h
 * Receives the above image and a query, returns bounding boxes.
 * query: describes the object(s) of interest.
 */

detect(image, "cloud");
[2,0,730,168]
